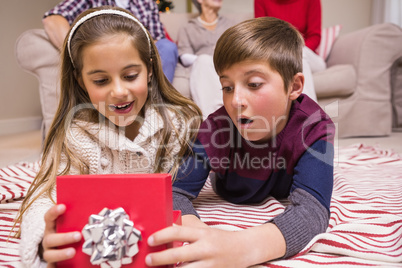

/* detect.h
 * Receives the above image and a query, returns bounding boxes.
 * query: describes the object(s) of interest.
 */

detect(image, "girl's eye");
[125,74,139,80]
[93,79,108,85]
[222,86,234,93]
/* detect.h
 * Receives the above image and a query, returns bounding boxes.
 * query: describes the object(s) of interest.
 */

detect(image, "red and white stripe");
[0,162,37,267]
[195,144,402,267]
[1,144,402,267]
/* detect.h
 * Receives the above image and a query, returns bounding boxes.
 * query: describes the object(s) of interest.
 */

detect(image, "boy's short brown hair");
[213,17,304,92]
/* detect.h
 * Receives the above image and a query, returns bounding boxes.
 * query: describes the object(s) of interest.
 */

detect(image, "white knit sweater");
[19,108,186,267]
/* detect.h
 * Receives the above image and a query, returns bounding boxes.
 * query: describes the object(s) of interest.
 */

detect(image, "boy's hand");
[145,225,251,268]
[145,221,286,268]
[42,204,82,266]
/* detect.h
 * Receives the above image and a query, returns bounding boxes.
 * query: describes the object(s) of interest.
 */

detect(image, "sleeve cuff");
[271,188,329,258]
[172,186,199,218]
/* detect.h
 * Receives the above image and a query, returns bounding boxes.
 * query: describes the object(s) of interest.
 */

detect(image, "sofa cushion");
[315,25,342,61]
[313,64,356,99]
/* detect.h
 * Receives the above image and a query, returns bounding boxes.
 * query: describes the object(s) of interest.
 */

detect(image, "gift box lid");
[56,173,176,268]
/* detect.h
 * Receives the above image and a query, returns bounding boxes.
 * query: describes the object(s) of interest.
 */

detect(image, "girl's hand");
[42,204,82,267]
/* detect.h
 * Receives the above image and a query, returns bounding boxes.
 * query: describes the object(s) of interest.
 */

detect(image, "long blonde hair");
[14,6,201,236]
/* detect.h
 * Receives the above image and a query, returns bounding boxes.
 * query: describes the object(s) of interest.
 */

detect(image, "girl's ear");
[289,72,304,100]
[148,61,153,83]
[75,72,86,91]
[78,79,86,91]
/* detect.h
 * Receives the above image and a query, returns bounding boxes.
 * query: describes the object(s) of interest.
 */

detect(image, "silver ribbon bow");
[82,207,142,268]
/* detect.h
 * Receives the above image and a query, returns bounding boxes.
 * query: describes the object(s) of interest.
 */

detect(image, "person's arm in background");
[254,0,268,18]
[42,15,70,50]
[304,0,322,51]
[42,0,88,50]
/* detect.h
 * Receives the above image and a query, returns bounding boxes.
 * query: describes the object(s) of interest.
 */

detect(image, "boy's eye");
[222,86,234,92]
[248,83,262,88]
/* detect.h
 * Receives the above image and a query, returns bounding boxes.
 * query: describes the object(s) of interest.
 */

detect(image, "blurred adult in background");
[255,0,326,102]
[177,0,235,118]
[42,0,178,82]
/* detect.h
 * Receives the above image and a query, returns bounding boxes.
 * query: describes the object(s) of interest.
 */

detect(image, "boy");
[146,17,335,267]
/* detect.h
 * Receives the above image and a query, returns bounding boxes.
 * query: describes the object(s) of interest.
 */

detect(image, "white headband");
[67,9,151,68]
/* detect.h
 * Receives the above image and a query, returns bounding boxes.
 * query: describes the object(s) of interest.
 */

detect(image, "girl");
[15,6,201,267]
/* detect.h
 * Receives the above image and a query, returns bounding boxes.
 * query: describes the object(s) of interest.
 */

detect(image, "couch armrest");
[15,29,61,138]
[326,23,402,101]
[314,64,356,98]
[15,29,60,77]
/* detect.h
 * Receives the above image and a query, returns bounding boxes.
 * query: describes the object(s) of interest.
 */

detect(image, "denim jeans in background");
[155,38,178,83]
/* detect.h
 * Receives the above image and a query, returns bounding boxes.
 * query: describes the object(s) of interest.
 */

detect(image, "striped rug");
[1,144,401,267]
[194,144,402,267]
[0,162,38,268]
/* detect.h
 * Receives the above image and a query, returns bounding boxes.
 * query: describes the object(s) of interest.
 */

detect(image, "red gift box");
[56,173,181,268]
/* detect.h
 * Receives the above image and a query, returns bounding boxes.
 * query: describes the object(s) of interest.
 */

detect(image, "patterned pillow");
[315,25,342,60]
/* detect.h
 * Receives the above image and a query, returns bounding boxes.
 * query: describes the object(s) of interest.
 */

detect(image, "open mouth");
[238,118,254,125]
[109,101,134,112]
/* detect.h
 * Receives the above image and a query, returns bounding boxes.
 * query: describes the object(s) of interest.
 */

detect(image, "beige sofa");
[15,13,402,139]
[313,23,402,137]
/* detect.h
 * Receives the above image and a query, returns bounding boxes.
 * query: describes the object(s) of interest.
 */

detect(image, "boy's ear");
[289,72,304,100]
